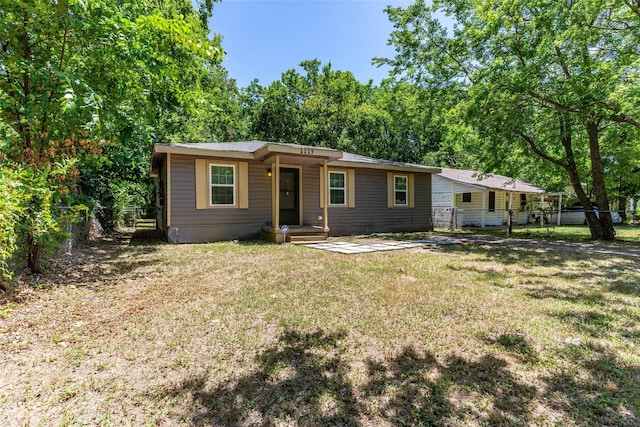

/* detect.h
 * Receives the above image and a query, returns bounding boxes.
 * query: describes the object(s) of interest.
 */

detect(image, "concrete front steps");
[287,233,328,244]
[262,225,328,244]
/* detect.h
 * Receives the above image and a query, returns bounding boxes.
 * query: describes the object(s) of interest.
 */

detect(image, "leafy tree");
[0,0,224,276]
[381,0,640,240]
[246,60,446,164]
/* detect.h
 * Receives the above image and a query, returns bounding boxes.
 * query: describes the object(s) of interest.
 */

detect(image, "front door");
[279,168,300,226]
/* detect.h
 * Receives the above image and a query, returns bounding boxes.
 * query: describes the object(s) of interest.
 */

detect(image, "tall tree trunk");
[618,181,627,222]
[27,236,41,274]
[586,121,615,240]
[558,114,602,238]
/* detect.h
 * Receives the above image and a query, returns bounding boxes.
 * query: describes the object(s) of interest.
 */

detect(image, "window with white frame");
[394,175,408,206]
[329,171,346,205]
[210,164,235,206]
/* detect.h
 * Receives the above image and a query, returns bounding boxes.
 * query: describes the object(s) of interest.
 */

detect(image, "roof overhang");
[330,160,441,174]
[151,142,441,174]
[153,143,255,160]
[440,175,545,194]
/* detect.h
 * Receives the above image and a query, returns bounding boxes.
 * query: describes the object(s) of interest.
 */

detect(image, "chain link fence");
[121,206,156,231]
[433,206,640,242]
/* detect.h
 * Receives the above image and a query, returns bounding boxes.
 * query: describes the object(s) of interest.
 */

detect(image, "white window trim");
[394,175,408,206]
[328,170,347,206]
[209,163,236,206]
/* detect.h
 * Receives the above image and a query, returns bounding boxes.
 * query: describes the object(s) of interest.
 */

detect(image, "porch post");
[557,192,563,225]
[451,181,456,207]
[323,160,329,232]
[274,155,280,231]
[481,190,486,229]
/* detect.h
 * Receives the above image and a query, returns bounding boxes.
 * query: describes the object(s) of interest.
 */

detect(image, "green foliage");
[0,160,87,285]
[381,0,640,240]
[245,60,446,163]
[0,0,232,274]
[0,165,24,284]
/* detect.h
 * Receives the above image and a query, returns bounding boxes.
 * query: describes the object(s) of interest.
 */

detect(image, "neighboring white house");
[432,168,545,228]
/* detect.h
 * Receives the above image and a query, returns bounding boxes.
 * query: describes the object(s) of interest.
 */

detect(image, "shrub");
[0,160,87,288]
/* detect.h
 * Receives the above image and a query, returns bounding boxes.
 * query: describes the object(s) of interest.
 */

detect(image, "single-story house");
[151,141,441,243]
[432,168,545,228]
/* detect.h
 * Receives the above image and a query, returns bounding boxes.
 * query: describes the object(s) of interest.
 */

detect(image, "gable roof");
[437,167,545,193]
[153,141,441,174]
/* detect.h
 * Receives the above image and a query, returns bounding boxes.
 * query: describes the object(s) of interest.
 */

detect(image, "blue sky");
[209,0,416,88]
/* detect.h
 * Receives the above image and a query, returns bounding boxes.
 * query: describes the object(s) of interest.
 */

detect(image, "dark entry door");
[279,168,300,226]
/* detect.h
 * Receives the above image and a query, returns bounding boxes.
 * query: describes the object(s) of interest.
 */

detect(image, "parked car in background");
[548,204,622,225]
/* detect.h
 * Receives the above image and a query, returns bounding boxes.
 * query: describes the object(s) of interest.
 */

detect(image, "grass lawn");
[1,232,639,426]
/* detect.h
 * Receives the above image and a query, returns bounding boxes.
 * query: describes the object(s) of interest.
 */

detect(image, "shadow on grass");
[544,342,640,425]
[128,228,165,246]
[437,244,640,299]
[160,330,545,425]
[163,329,360,426]
[157,327,640,425]
[160,329,640,425]
[362,348,537,425]
[524,286,606,306]
[18,230,164,291]
[483,333,540,364]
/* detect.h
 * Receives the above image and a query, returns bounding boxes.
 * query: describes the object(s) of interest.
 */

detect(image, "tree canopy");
[244,59,447,164]
[379,0,640,240]
[0,0,238,281]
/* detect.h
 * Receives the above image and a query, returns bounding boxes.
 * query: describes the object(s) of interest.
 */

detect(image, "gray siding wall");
[168,154,272,243]
[305,166,433,236]
[167,155,433,243]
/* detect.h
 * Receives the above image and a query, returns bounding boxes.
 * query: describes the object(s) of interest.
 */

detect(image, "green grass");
[0,233,639,425]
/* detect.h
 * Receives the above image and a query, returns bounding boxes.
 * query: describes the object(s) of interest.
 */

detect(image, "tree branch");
[554,46,572,79]
[512,129,566,168]
[527,91,581,113]
[624,0,640,19]
[604,111,640,127]
[425,31,474,84]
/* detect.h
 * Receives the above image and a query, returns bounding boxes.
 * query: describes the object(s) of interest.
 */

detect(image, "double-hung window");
[210,164,235,206]
[394,175,408,206]
[329,171,346,206]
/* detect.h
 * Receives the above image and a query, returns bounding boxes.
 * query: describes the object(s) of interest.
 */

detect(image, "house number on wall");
[300,148,314,155]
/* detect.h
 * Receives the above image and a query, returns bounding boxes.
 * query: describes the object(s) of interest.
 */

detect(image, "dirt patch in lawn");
[1,232,639,426]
